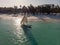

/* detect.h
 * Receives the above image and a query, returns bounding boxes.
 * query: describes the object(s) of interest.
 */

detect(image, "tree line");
[0,4,60,15]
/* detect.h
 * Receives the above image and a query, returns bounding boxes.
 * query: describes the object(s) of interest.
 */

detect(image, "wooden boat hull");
[21,24,32,29]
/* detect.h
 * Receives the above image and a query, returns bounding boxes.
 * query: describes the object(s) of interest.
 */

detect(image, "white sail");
[21,15,32,28]
[21,15,28,25]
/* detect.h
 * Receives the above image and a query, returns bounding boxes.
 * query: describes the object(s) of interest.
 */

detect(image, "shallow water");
[0,18,60,45]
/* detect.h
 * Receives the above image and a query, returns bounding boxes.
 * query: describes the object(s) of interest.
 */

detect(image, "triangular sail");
[21,15,28,25]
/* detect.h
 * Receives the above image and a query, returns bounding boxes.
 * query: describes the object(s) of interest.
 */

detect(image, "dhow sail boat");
[21,15,32,28]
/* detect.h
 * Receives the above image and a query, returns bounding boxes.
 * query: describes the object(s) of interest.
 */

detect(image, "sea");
[0,16,60,45]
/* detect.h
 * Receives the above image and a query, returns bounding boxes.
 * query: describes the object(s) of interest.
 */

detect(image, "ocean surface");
[0,17,60,45]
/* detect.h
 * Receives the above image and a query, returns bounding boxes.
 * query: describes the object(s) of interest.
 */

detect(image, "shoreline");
[0,14,60,22]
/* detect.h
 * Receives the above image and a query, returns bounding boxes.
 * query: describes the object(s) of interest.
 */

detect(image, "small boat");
[21,15,32,28]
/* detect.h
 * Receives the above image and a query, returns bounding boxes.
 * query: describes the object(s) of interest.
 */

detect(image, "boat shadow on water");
[21,25,38,45]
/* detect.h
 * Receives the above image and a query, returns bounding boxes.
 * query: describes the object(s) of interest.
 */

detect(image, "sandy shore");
[0,14,60,22]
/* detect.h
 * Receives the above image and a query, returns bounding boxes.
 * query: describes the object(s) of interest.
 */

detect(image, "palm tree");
[22,6,28,15]
[28,4,36,15]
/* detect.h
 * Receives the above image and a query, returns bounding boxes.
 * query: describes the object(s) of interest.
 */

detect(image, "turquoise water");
[0,19,60,45]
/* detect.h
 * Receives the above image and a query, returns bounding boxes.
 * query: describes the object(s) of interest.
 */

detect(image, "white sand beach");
[0,14,60,22]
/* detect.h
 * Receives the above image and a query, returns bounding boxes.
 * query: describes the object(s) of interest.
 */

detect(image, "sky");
[0,0,60,7]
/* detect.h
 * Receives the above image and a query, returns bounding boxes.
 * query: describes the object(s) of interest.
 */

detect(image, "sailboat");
[21,15,32,28]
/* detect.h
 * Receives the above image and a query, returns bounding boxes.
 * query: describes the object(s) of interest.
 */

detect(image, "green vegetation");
[0,4,60,15]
